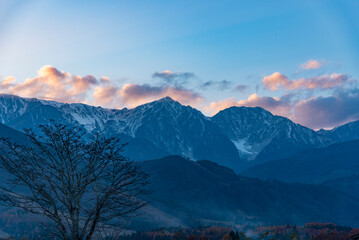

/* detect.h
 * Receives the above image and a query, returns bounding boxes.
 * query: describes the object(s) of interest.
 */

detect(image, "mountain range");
[1,94,358,171]
[0,95,241,170]
[0,94,359,233]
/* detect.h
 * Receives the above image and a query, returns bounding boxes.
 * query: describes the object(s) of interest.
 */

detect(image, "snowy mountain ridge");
[0,94,242,170]
[318,120,359,143]
[211,106,328,162]
[0,94,356,170]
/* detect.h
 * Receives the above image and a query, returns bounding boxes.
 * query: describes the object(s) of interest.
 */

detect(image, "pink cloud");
[92,85,119,106]
[289,73,348,90]
[2,65,99,103]
[0,66,203,109]
[206,98,239,115]
[300,59,323,70]
[0,76,16,89]
[292,89,359,129]
[262,72,349,91]
[262,72,291,91]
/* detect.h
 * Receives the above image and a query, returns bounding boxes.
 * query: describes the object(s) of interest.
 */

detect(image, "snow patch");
[70,112,97,132]
[232,139,252,155]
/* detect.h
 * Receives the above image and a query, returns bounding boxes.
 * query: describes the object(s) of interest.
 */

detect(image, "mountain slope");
[0,94,113,133]
[242,140,359,196]
[0,123,30,145]
[115,97,242,170]
[211,106,328,164]
[132,156,359,229]
[0,95,243,170]
[319,120,359,143]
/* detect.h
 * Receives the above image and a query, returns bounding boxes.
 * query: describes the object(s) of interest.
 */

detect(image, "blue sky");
[0,0,358,129]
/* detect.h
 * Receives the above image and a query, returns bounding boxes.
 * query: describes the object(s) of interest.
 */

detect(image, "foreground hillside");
[0,156,358,236]
[118,223,359,240]
[243,140,359,197]
[129,156,359,229]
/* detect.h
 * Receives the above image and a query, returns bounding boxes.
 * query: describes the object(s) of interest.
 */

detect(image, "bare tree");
[0,122,149,240]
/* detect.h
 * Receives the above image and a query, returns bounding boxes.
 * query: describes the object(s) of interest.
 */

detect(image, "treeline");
[117,226,231,240]
[118,223,359,240]
[0,222,358,239]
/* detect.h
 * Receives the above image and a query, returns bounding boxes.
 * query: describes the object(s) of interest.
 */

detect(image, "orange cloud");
[0,76,16,89]
[206,98,239,115]
[93,85,119,106]
[2,65,99,103]
[300,59,322,70]
[0,66,204,110]
[262,72,290,91]
[262,72,348,91]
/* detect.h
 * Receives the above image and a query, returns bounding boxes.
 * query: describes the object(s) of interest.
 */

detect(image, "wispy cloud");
[262,72,349,91]
[199,80,232,90]
[233,84,249,92]
[152,70,195,87]
[300,59,323,70]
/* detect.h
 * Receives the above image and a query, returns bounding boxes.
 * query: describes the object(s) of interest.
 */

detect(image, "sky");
[0,0,359,129]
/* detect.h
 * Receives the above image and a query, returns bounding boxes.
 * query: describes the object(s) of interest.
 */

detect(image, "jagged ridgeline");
[1,94,354,172]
